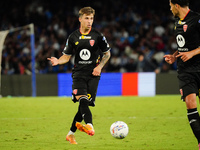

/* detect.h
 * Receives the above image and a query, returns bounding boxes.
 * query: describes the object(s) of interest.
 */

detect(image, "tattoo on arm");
[99,51,111,68]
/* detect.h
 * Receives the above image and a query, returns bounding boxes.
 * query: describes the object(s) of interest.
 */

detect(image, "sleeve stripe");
[103,48,111,53]
[62,52,72,56]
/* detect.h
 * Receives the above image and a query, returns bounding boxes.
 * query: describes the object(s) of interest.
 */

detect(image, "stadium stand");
[0,0,200,75]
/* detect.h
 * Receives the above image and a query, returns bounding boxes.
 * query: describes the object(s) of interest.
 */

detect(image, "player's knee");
[79,96,89,106]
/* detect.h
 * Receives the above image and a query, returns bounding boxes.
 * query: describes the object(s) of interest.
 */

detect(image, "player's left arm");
[92,51,111,76]
[176,48,200,62]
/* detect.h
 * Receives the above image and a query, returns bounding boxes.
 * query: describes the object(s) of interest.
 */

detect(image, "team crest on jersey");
[183,24,188,32]
[73,89,78,95]
[180,89,183,96]
[89,40,95,46]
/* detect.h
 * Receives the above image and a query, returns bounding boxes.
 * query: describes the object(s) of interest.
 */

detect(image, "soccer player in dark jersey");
[47,7,111,144]
[164,0,200,149]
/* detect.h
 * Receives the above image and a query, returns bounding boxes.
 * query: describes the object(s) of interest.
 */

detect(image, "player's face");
[169,1,179,17]
[79,14,94,30]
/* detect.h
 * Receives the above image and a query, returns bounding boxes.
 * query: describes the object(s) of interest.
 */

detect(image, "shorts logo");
[73,89,78,95]
[183,24,187,32]
[89,40,95,46]
[87,93,91,99]
[180,89,183,96]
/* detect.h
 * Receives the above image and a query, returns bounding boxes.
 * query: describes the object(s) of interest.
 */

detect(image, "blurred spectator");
[1,0,200,74]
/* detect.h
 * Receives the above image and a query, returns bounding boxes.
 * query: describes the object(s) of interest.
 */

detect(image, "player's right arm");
[163,50,178,64]
[48,34,73,66]
[47,54,71,66]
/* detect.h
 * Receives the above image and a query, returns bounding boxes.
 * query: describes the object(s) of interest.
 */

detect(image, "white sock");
[67,130,75,135]
[87,123,93,129]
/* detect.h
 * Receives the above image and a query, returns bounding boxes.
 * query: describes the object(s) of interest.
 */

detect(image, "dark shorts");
[177,72,200,101]
[72,75,100,106]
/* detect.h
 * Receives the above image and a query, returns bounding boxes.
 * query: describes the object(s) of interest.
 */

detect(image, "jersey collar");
[79,27,92,35]
[181,9,190,20]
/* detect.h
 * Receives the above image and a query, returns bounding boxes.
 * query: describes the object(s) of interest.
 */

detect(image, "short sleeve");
[63,35,73,55]
[197,17,200,33]
[98,34,110,53]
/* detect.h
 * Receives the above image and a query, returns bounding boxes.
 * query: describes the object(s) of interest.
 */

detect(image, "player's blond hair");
[79,7,95,17]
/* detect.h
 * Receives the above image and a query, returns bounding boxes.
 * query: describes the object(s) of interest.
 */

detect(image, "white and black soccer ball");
[110,121,129,139]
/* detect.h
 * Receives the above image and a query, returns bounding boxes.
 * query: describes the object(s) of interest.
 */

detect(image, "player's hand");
[92,65,101,76]
[163,54,176,64]
[176,51,194,62]
[47,57,59,66]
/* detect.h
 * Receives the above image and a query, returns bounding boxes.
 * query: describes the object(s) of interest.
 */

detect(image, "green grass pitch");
[0,95,199,150]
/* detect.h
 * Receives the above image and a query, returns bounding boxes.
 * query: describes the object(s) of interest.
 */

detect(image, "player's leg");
[66,104,82,144]
[66,77,87,143]
[75,76,100,135]
[76,95,92,124]
[72,77,92,126]
[178,73,200,146]
[75,95,95,136]
[68,105,83,133]
[185,94,200,144]
[87,76,100,107]
[71,77,94,135]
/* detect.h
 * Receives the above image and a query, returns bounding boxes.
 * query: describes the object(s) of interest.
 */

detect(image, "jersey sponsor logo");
[79,35,91,39]
[79,49,91,60]
[183,24,187,32]
[178,47,188,51]
[176,34,185,47]
[89,40,95,46]
[78,61,92,64]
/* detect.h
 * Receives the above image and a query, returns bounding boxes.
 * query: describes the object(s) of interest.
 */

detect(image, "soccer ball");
[110,121,129,139]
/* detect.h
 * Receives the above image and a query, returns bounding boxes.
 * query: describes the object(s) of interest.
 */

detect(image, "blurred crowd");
[1,0,200,75]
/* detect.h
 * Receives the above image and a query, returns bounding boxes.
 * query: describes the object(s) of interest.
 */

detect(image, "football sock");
[79,96,92,124]
[187,108,200,143]
[67,130,75,135]
[87,123,94,129]
[70,105,83,132]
